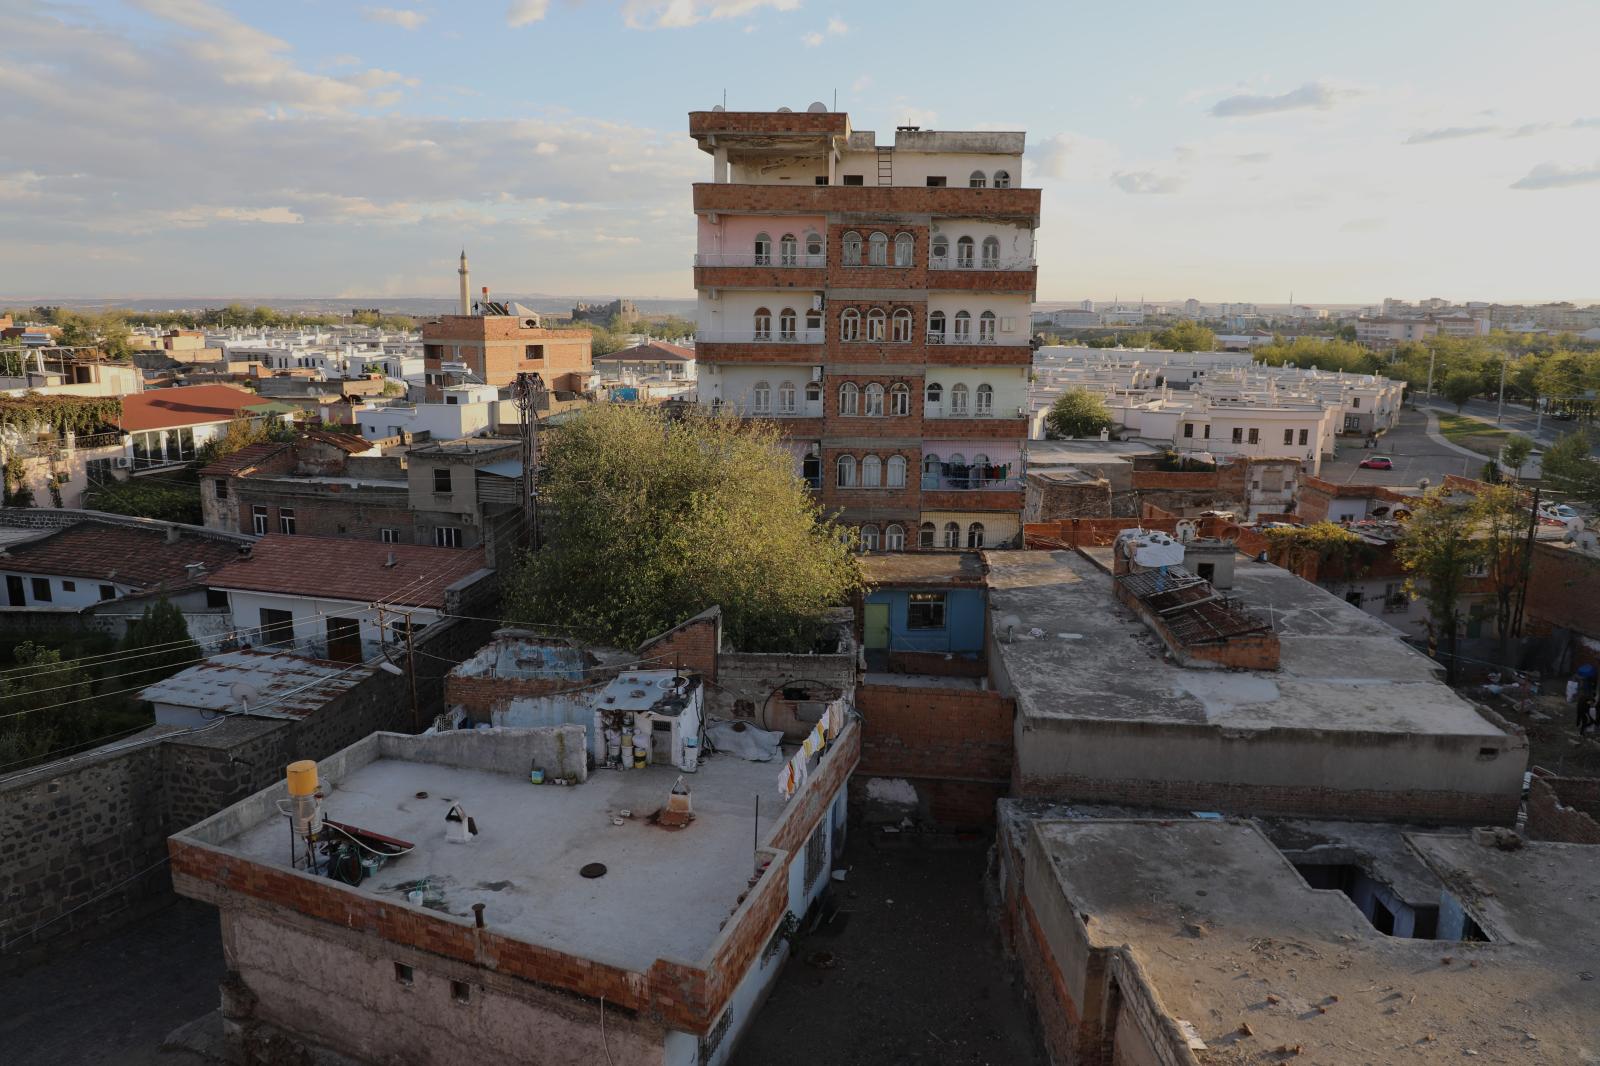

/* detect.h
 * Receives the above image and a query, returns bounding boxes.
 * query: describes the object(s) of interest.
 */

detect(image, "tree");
[1500,435,1534,479]
[1540,430,1600,507]
[1045,388,1113,439]
[1263,522,1370,581]
[1152,320,1216,352]
[195,417,297,464]
[1442,369,1479,411]
[1469,484,1536,666]
[121,599,202,694]
[1397,488,1485,683]
[502,405,861,652]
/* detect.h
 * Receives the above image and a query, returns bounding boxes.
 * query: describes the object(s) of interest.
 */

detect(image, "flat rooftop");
[1025,817,1600,1063]
[210,736,787,972]
[859,550,986,588]
[984,549,1504,738]
[1023,440,1164,467]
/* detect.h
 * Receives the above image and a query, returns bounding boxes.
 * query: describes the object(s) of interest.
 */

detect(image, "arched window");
[969,170,987,189]
[947,452,966,468]
[886,455,907,487]
[891,308,913,342]
[919,522,936,549]
[943,521,961,548]
[950,384,970,415]
[930,234,949,264]
[927,310,946,343]
[836,454,857,487]
[981,236,1000,268]
[894,232,914,267]
[868,231,889,266]
[866,308,887,341]
[859,524,879,551]
[779,308,797,340]
[967,522,986,548]
[805,232,823,261]
[805,308,823,334]
[864,382,885,416]
[889,382,910,415]
[838,381,859,415]
[861,454,882,487]
[956,236,975,268]
[972,453,990,486]
[751,380,771,414]
[885,523,906,550]
[979,310,997,343]
[754,232,771,265]
[953,310,972,341]
[779,233,797,266]
[840,308,860,341]
[922,452,941,478]
[925,382,943,410]
[842,230,863,266]
[975,383,994,416]
[753,307,772,340]
[804,381,822,405]
[993,169,1011,188]
[778,381,797,414]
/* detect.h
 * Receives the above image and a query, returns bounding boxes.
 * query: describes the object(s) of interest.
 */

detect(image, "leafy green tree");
[502,406,860,651]
[1263,522,1370,579]
[1152,320,1216,352]
[1470,484,1536,665]
[1397,488,1484,683]
[1536,350,1590,404]
[121,599,202,695]
[1540,430,1600,507]
[1045,388,1113,439]
[1442,369,1479,411]
[84,476,203,524]
[195,417,297,464]
[1500,435,1534,479]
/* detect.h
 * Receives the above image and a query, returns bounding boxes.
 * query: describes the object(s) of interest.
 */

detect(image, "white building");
[353,383,500,442]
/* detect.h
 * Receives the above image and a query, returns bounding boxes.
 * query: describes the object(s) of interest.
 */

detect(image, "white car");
[1539,504,1579,522]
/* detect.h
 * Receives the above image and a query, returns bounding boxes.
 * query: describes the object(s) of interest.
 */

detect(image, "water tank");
[287,760,318,797]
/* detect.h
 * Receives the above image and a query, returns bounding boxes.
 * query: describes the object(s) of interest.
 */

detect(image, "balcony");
[694,253,826,268]
[694,328,824,345]
[924,402,1027,420]
[716,399,825,419]
[929,256,1036,271]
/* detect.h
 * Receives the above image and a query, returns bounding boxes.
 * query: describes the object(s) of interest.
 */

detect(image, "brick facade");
[851,683,1013,827]
[693,183,1042,223]
[1526,543,1600,669]
[421,315,592,400]
[1526,775,1600,843]
[635,607,722,681]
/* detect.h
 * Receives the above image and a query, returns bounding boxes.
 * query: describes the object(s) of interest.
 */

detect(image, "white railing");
[929,256,1036,271]
[694,329,825,344]
[718,400,825,419]
[695,253,827,268]
[923,403,1026,419]
[925,333,1021,346]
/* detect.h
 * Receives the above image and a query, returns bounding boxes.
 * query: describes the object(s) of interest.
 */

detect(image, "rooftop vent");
[384,552,397,568]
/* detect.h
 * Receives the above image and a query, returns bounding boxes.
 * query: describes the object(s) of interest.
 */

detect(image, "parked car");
[1359,456,1394,470]
[1539,504,1579,522]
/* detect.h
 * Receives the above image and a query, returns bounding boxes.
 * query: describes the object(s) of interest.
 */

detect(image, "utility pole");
[404,608,420,734]
[1425,347,1437,402]
[1495,356,1507,425]
[511,372,546,549]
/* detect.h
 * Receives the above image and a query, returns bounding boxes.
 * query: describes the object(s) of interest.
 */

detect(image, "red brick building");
[688,110,1039,552]
[421,312,592,402]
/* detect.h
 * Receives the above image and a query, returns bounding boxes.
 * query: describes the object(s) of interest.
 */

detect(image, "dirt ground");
[1478,681,1600,777]
[732,833,1045,1066]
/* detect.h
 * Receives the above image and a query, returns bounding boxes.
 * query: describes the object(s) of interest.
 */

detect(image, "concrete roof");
[1024,817,1600,1064]
[140,648,372,719]
[984,549,1505,738]
[1024,440,1165,467]
[859,550,986,588]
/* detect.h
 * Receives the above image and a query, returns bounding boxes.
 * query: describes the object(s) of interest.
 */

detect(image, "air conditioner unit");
[114,456,132,469]
[811,365,823,382]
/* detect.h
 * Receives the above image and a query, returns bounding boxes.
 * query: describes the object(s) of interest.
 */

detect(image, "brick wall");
[1112,578,1281,670]
[693,183,1042,223]
[1024,517,1181,548]
[1527,542,1600,645]
[636,607,721,680]
[1526,775,1600,843]
[1024,474,1113,522]
[852,683,1013,827]
[232,482,413,540]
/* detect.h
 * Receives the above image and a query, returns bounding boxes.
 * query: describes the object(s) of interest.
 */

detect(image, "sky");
[3,0,1599,305]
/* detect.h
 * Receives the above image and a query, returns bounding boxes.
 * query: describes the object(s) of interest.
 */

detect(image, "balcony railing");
[921,473,1023,491]
[925,333,1022,346]
[924,403,1028,419]
[929,256,1036,271]
[694,329,825,345]
[716,400,824,419]
[694,253,826,268]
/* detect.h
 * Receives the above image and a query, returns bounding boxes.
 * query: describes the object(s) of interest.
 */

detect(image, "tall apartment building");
[688,108,1039,551]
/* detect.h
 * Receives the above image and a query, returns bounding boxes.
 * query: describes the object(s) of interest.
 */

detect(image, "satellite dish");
[1176,520,1198,544]
[231,681,262,712]
[776,106,793,113]
[997,613,1022,642]
[807,101,828,113]
[711,104,725,112]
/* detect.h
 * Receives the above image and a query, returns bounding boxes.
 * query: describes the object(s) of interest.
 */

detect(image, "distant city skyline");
[3,0,1599,303]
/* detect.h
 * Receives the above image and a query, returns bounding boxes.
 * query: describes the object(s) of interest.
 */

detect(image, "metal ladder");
[877,148,892,186]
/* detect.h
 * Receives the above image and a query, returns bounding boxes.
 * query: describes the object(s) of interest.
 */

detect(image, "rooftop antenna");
[722,88,727,110]
[833,88,837,112]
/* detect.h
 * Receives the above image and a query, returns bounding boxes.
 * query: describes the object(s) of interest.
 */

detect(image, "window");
[836,454,857,487]
[886,455,907,487]
[859,525,879,551]
[779,308,797,340]
[451,981,471,1004]
[99,584,115,601]
[435,526,463,548]
[1248,428,1260,444]
[927,311,946,343]
[433,468,452,494]
[279,507,296,535]
[214,479,228,500]
[251,504,268,536]
[981,236,1000,268]
[956,236,975,268]
[864,382,885,416]
[891,308,913,342]
[842,231,863,265]
[861,455,882,487]
[1352,397,1361,408]
[978,310,997,343]
[62,580,76,592]
[885,523,906,550]
[866,308,886,341]
[889,383,910,415]
[967,522,986,548]
[922,453,941,479]
[919,522,936,548]
[867,231,888,266]
[30,577,51,603]
[840,308,861,341]
[805,381,822,405]
[975,383,994,416]
[993,169,1011,188]
[752,380,772,414]
[753,232,771,266]
[206,587,228,609]
[805,232,823,259]
[1183,423,1194,438]
[925,383,942,409]
[953,310,972,341]
[1232,428,1244,444]
[842,174,865,186]
[260,607,294,647]
[908,591,947,628]
[949,383,970,416]
[1203,425,1211,439]
[930,235,949,263]
[779,233,797,266]
[394,963,414,986]
[838,382,859,415]
[381,528,401,543]
[753,307,772,341]
[778,381,797,414]
[814,175,828,185]
[1284,428,1295,445]
[925,175,946,187]
[969,170,988,188]
[893,232,914,267]
[942,521,961,548]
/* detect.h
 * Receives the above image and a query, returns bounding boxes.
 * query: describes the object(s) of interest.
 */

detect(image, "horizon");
[4,0,1599,304]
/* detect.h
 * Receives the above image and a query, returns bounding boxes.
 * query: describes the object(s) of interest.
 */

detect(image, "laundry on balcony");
[939,461,1011,488]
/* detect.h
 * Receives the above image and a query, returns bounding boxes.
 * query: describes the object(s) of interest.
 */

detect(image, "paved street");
[1317,409,1485,490]
[1413,395,1597,453]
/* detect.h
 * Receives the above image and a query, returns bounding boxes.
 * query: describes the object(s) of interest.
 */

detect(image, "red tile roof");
[208,535,488,609]
[592,340,695,363]
[0,521,247,594]
[120,384,272,432]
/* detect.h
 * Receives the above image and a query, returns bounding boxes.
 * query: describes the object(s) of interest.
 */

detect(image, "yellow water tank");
[286,760,319,797]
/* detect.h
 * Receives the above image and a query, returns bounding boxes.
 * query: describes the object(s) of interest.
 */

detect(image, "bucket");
[529,768,545,785]
[634,749,647,769]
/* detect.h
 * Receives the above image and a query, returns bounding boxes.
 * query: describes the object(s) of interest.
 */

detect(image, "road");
[1317,410,1485,489]
[1413,394,1596,452]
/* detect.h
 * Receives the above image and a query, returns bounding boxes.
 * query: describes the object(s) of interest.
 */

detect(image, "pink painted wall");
[697,215,826,257]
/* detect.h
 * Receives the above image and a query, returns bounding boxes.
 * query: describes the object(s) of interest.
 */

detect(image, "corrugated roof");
[0,521,247,592]
[197,441,290,478]
[120,384,275,432]
[139,648,372,719]
[208,534,487,609]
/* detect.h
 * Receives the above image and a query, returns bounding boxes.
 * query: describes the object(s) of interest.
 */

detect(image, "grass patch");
[1436,413,1512,458]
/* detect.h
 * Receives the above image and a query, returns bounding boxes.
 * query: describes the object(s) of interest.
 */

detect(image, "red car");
[1359,456,1394,470]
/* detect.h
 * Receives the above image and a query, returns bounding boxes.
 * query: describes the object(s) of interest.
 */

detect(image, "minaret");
[458,249,471,316]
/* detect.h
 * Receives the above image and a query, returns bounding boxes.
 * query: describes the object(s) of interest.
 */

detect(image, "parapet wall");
[1526,775,1600,844]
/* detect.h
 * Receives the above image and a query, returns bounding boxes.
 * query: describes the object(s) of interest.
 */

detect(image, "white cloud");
[851,75,872,93]
[826,16,848,35]
[1110,170,1184,195]
[1209,82,1352,118]
[623,0,799,29]
[802,31,823,46]
[804,13,847,45]
[1511,160,1600,190]
[1403,125,1498,145]
[506,0,550,27]
[361,7,426,30]
[1028,132,1119,182]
